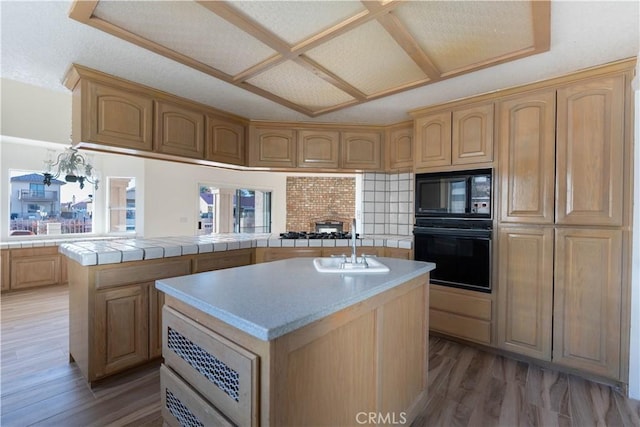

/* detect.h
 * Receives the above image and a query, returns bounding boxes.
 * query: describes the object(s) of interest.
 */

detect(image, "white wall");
[0,79,72,145]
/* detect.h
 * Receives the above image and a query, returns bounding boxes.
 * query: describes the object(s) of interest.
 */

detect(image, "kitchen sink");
[312,256,390,273]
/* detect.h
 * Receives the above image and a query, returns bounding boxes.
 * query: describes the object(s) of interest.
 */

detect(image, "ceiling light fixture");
[43,147,99,190]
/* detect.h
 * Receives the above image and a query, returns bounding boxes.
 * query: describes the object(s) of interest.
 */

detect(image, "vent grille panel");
[167,327,240,402]
[166,389,205,427]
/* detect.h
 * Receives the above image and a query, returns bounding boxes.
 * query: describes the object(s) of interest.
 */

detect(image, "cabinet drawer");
[430,309,492,345]
[161,364,233,427]
[163,307,258,427]
[430,286,492,320]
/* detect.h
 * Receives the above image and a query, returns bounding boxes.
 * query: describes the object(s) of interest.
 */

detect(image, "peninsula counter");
[156,257,434,427]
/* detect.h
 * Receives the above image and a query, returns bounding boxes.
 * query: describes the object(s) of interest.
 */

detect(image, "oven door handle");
[413,227,492,239]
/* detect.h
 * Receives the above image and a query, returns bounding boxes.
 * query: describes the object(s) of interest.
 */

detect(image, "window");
[108,177,136,233]
[199,184,271,234]
[9,169,94,235]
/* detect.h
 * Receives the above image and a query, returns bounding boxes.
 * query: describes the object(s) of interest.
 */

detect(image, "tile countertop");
[56,233,414,266]
[156,257,434,341]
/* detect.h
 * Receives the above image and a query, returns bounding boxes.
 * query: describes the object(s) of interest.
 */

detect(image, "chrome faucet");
[351,218,357,264]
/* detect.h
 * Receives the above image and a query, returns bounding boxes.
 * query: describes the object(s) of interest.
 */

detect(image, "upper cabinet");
[414,111,451,168]
[248,127,296,168]
[206,116,245,166]
[414,102,494,171]
[154,100,205,159]
[297,130,340,169]
[499,90,556,224]
[452,103,494,165]
[499,74,626,227]
[340,131,383,170]
[556,75,625,226]
[386,122,414,171]
[79,80,154,152]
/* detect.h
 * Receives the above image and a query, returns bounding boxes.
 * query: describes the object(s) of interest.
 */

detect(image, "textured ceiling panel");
[394,1,535,73]
[228,1,366,46]
[93,1,277,76]
[305,20,428,96]
[247,61,355,111]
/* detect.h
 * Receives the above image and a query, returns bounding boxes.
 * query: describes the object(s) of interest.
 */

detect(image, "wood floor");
[1,285,639,427]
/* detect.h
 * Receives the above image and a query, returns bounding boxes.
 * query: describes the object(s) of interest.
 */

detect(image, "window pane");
[9,169,94,235]
[199,184,271,234]
[108,177,135,232]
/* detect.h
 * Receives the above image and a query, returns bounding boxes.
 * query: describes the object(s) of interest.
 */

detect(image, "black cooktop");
[280,231,359,240]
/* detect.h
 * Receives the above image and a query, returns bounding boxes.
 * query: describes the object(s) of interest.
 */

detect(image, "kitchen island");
[156,257,434,427]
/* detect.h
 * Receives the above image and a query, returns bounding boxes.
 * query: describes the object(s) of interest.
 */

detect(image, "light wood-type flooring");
[1,285,639,426]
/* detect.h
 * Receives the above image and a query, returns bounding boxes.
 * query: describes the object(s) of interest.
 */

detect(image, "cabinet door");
[297,130,340,169]
[154,100,205,159]
[340,131,382,170]
[452,103,494,165]
[94,283,149,378]
[149,283,165,359]
[205,116,245,166]
[497,226,553,360]
[84,80,153,151]
[553,228,622,379]
[387,124,413,170]
[249,127,296,168]
[499,90,556,224]
[414,112,451,169]
[10,254,60,290]
[1,250,10,291]
[556,75,625,226]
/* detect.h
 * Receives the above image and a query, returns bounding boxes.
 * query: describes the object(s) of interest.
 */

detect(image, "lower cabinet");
[553,228,622,379]
[497,226,554,360]
[255,246,405,263]
[429,284,493,345]
[94,283,149,378]
[497,226,624,381]
[2,246,69,292]
[1,250,10,292]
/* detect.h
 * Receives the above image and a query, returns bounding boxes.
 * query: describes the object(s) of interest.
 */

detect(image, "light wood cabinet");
[94,283,149,378]
[497,226,553,360]
[414,102,494,170]
[556,75,625,226]
[499,90,556,224]
[149,284,165,359]
[1,250,10,291]
[340,131,382,170]
[154,100,205,159]
[386,123,413,171]
[255,247,323,263]
[192,249,253,273]
[10,247,61,290]
[414,111,451,168]
[161,271,429,426]
[79,80,154,151]
[452,103,494,165]
[553,228,622,379]
[297,130,340,169]
[249,127,296,168]
[429,284,492,345]
[205,116,245,165]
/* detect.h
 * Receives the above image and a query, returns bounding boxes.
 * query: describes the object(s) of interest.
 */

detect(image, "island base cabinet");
[162,272,430,426]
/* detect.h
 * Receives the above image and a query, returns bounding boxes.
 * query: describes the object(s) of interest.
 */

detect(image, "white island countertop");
[156,257,434,341]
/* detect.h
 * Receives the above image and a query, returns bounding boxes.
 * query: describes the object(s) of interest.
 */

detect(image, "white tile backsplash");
[360,172,414,236]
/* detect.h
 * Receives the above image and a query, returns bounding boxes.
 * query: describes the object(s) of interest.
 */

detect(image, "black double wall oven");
[413,169,493,293]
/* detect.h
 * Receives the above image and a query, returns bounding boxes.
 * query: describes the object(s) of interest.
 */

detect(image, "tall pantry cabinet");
[497,66,632,382]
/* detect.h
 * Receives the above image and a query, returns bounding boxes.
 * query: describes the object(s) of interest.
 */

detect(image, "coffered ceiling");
[69,0,550,117]
[1,1,638,126]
